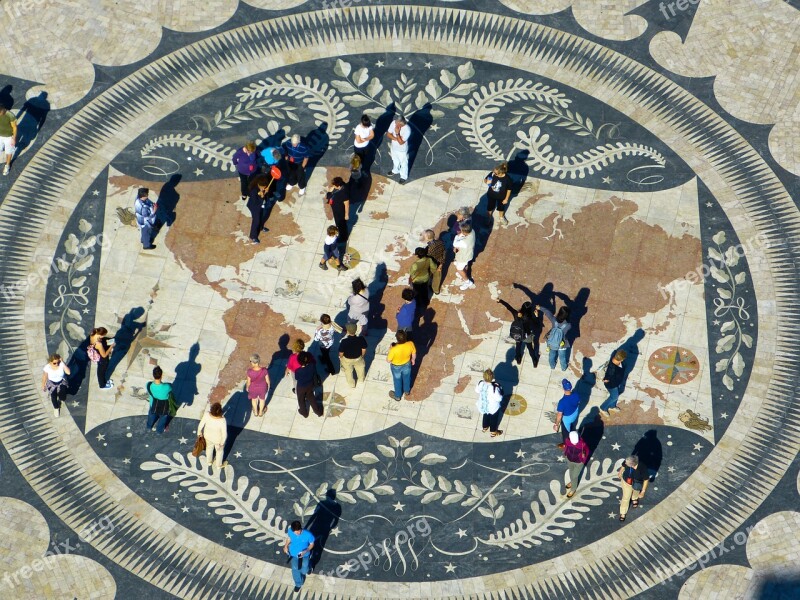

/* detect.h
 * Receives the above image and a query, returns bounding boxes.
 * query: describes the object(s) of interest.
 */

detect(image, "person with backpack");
[563,430,590,497]
[134,187,158,250]
[88,327,114,390]
[475,369,504,437]
[540,304,572,371]
[553,379,579,449]
[146,366,173,434]
[496,297,543,367]
[617,454,649,521]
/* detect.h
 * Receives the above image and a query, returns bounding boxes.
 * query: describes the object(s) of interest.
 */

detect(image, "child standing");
[395,288,417,336]
[314,314,337,375]
[319,225,348,272]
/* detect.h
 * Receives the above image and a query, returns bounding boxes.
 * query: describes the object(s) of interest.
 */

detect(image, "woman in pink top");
[246,353,271,417]
[285,339,305,394]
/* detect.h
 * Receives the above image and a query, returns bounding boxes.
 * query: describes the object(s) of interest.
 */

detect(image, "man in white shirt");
[452,223,476,290]
[386,115,411,183]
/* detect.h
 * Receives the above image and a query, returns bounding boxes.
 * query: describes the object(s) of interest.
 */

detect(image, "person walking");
[295,352,323,418]
[387,330,416,401]
[232,141,258,201]
[541,305,572,371]
[395,288,417,336]
[338,323,367,387]
[553,379,579,449]
[618,455,649,521]
[563,430,590,497]
[0,105,17,176]
[88,327,115,390]
[42,353,70,417]
[421,229,446,295]
[347,278,370,336]
[386,115,411,183]
[134,187,158,250]
[286,339,306,394]
[452,223,476,291]
[353,114,375,165]
[484,162,512,226]
[325,178,350,246]
[283,134,309,195]
[600,350,627,416]
[496,298,541,367]
[318,225,347,272]
[145,366,173,434]
[284,521,315,592]
[475,368,504,437]
[198,402,228,470]
[246,174,272,244]
[408,247,436,312]
[246,353,271,417]
[314,314,337,375]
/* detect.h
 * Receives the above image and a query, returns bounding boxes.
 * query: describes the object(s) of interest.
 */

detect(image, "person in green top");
[146,366,175,434]
[408,247,436,313]
[0,106,17,176]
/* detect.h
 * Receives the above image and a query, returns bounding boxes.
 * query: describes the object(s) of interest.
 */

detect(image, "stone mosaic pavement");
[0,1,799,599]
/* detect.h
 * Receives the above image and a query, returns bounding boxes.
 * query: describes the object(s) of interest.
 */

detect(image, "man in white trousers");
[386,115,411,184]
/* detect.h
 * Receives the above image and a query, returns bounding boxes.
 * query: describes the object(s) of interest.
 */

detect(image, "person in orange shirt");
[386,330,416,401]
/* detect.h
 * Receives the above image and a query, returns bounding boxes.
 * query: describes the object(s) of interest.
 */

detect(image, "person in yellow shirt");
[386,330,416,401]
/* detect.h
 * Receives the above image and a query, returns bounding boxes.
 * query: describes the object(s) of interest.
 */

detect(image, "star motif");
[92,190,99,196]
[564,537,572,543]
[514,449,527,459]
[375,60,384,67]
[125,313,174,367]
[225,532,233,539]
[556,456,565,462]
[234,451,242,458]
[430,123,440,132]
[713,320,720,325]
[455,528,467,539]
[392,501,405,511]
[706,202,713,207]
[608,512,617,519]
[275,483,287,493]
[330,527,341,537]
[122,458,131,465]
[444,563,456,573]
[71,401,79,407]
[693,443,703,451]
[611,442,621,451]
[193,168,204,176]
[720,412,729,419]
[601,176,612,184]
[181,506,189,513]
[96,433,105,441]
[171,492,179,499]
[339,561,354,572]
[668,466,676,473]
[424,61,432,68]
[274,447,284,455]
[82,308,90,314]
[511,487,523,496]
[178,437,188,445]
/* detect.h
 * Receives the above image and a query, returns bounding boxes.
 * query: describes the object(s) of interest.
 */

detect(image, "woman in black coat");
[246,174,274,244]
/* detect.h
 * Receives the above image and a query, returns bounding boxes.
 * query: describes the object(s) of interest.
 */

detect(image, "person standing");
[353,114,375,165]
[600,350,627,416]
[286,339,306,394]
[452,223,476,291]
[541,305,572,371]
[283,134,309,196]
[347,278,370,336]
[246,174,272,244]
[408,247,436,312]
[0,106,17,176]
[42,353,70,417]
[284,521,315,592]
[198,402,228,470]
[395,288,417,336]
[134,187,158,250]
[496,299,541,367]
[246,353,270,417]
[88,327,115,390]
[295,352,323,418]
[421,229,446,295]
[386,115,411,183]
[338,323,367,387]
[475,369,503,437]
[563,430,590,497]
[387,330,416,401]
[314,314,336,375]
[618,455,649,521]
[451,207,472,237]
[232,141,258,201]
[318,225,347,272]
[484,162,512,226]
[326,177,350,246]
[553,379,579,449]
[145,366,173,434]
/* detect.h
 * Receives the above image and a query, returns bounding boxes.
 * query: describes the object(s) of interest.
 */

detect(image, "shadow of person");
[0,85,12,110]
[577,406,605,458]
[410,307,438,384]
[633,429,663,480]
[407,103,433,178]
[363,264,389,372]
[513,281,555,313]
[306,489,342,571]
[305,122,329,182]
[492,348,519,430]
[575,357,595,413]
[268,333,291,399]
[507,149,530,198]
[617,328,645,395]
[156,173,182,227]
[106,306,146,379]
[223,388,251,459]
[14,91,50,158]
[554,287,590,347]
[66,338,91,396]
[174,342,202,407]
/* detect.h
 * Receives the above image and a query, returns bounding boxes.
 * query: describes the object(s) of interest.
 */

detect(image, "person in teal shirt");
[146,366,174,434]
[283,521,315,591]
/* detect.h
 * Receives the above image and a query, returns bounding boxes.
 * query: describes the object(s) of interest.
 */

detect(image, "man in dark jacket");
[600,350,627,415]
[496,298,543,367]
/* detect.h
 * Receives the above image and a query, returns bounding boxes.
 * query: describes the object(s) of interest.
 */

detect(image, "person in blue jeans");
[145,366,173,434]
[600,350,627,415]
[284,520,315,591]
[540,305,572,371]
[386,330,416,401]
[553,379,579,449]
